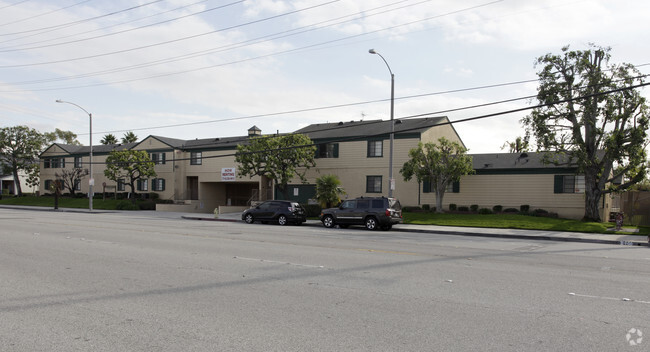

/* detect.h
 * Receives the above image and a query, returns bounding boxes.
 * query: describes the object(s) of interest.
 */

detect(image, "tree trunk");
[12,167,22,196]
[583,185,602,222]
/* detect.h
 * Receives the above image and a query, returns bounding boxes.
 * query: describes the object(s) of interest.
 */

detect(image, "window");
[423,179,460,193]
[340,200,355,209]
[366,176,382,193]
[117,179,125,192]
[367,140,383,157]
[316,143,339,158]
[74,179,81,191]
[356,199,370,209]
[554,175,585,194]
[44,159,50,168]
[152,178,165,191]
[190,151,202,165]
[150,152,166,165]
[74,157,82,168]
[137,179,148,191]
[44,179,52,190]
[48,157,65,168]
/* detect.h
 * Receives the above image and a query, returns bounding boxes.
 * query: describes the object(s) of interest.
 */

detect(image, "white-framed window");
[74,157,82,168]
[117,179,125,192]
[150,152,166,165]
[152,178,165,191]
[137,179,148,191]
[366,175,382,193]
[190,152,202,165]
[554,175,585,193]
[367,140,383,157]
[74,179,81,191]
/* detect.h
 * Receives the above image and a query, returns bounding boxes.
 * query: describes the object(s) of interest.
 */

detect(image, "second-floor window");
[74,157,82,168]
[44,157,65,168]
[316,143,339,158]
[190,151,202,165]
[367,140,383,157]
[150,152,166,165]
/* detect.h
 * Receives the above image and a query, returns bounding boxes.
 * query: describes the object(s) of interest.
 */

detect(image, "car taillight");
[385,209,391,216]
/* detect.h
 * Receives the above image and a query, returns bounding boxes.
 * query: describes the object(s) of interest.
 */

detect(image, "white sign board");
[221,167,236,181]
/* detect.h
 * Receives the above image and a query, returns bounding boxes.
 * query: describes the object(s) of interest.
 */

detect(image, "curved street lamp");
[56,99,93,211]
[368,49,395,197]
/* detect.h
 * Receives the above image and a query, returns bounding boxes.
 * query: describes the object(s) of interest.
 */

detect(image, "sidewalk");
[191,211,650,247]
[2,205,648,247]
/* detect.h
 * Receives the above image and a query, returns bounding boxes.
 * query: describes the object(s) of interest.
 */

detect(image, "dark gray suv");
[320,197,402,231]
[242,200,306,226]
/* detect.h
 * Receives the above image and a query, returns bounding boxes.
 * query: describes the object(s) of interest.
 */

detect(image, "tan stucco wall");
[421,174,588,219]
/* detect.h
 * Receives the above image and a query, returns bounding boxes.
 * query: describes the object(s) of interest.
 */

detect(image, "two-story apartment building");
[39,116,611,219]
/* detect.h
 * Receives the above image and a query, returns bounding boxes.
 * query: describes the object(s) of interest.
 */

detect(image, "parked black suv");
[242,200,306,226]
[320,197,402,231]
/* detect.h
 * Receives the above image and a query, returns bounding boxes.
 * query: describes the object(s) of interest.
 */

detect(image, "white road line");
[568,292,650,304]
[233,256,325,269]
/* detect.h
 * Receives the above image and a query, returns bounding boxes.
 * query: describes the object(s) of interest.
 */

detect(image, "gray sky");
[1,0,648,152]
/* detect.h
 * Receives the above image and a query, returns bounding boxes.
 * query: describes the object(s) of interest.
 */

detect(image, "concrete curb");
[183,214,650,247]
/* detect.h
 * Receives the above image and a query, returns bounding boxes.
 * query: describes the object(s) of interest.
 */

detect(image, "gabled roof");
[40,142,136,156]
[294,117,449,140]
[470,152,577,171]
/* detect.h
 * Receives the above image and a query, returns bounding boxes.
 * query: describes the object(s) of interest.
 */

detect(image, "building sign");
[221,167,236,181]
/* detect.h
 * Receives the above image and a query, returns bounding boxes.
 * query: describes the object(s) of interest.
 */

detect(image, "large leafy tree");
[315,174,346,208]
[235,134,316,197]
[55,168,87,196]
[44,128,80,145]
[522,45,649,222]
[104,150,156,203]
[0,126,47,196]
[400,137,474,213]
[100,134,119,145]
[121,131,138,144]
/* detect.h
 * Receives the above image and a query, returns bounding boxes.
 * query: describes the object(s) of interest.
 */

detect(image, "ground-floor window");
[366,175,382,193]
[152,178,165,191]
[554,175,585,193]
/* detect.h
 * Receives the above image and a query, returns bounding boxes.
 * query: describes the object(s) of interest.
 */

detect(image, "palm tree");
[121,131,138,144]
[100,134,118,145]
[315,174,346,209]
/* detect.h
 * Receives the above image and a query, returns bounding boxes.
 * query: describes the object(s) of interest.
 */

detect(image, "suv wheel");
[244,213,254,224]
[322,215,335,228]
[278,215,288,226]
[365,216,378,230]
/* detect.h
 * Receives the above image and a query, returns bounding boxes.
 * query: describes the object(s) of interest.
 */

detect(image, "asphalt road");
[1,208,649,351]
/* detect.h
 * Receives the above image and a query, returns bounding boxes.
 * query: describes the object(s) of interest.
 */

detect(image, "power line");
[0,0,245,52]
[0,0,92,29]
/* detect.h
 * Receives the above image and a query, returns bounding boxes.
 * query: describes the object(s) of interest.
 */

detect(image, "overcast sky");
[1,0,648,153]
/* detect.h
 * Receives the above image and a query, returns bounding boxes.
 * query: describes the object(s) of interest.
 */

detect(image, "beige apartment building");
[38,117,611,220]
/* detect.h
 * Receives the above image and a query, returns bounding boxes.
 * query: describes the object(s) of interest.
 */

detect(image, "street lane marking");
[568,292,650,304]
[233,256,325,269]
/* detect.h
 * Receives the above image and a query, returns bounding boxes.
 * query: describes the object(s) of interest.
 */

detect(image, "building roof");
[470,152,577,171]
[294,117,450,140]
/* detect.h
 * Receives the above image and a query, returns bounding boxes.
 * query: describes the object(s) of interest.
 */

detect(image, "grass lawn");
[403,212,650,235]
[0,195,140,210]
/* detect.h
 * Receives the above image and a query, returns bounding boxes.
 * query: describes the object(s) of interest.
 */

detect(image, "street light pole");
[369,49,395,198]
[56,99,93,211]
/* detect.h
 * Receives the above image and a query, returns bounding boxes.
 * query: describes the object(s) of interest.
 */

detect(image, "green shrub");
[449,203,457,211]
[138,201,156,210]
[402,206,422,212]
[116,200,138,210]
[458,206,469,212]
[520,204,530,213]
[478,208,493,215]
[470,204,479,212]
[149,192,160,200]
[492,205,503,212]
[503,208,519,213]
[422,204,430,211]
